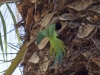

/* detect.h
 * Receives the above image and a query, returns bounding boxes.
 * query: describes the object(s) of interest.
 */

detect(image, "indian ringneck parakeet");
[36,24,67,65]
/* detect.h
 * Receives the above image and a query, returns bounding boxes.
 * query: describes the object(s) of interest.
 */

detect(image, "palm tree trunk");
[17,0,100,75]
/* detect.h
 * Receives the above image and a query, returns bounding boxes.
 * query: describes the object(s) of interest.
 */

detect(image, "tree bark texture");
[17,0,100,75]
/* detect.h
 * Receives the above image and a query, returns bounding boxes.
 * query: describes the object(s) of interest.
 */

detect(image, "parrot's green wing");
[36,33,46,45]
[36,24,56,45]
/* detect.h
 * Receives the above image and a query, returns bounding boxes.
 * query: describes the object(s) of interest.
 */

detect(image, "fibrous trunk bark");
[17,0,100,75]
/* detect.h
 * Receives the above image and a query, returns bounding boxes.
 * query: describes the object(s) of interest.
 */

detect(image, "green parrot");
[36,24,67,65]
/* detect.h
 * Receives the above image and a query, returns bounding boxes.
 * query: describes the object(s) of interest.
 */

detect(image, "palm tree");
[2,0,100,75]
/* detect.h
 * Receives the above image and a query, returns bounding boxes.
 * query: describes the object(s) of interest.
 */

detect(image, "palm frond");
[6,3,21,44]
[0,32,5,60]
[0,1,24,75]
[0,11,7,60]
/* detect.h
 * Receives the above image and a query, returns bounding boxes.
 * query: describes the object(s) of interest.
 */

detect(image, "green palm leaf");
[0,32,5,60]
[6,3,20,44]
[0,11,7,60]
